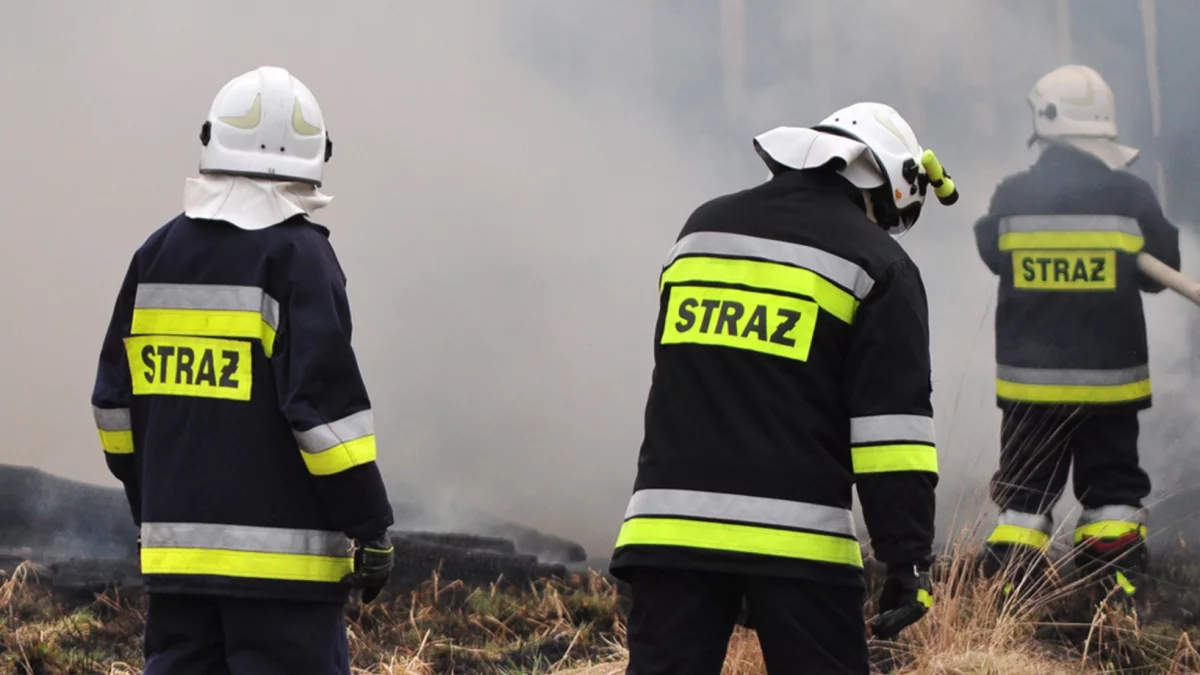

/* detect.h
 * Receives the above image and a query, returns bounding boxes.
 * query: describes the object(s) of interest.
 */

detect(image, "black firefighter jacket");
[609,169,939,588]
[91,214,394,603]
[973,144,1181,412]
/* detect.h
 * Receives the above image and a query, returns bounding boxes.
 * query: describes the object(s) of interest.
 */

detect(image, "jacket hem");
[609,545,865,589]
[144,576,350,604]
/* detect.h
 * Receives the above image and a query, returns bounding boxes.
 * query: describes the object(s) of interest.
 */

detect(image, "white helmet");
[1027,64,1138,169]
[198,66,332,186]
[754,102,957,234]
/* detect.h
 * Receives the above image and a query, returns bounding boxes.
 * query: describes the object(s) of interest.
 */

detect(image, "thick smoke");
[2,1,1198,561]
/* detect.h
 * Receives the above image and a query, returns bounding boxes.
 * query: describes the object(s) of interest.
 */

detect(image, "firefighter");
[610,102,958,674]
[90,66,396,675]
[973,64,1181,606]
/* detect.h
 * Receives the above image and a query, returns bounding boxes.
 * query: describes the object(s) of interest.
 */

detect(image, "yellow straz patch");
[1012,250,1116,291]
[661,286,819,361]
[125,336,252,401]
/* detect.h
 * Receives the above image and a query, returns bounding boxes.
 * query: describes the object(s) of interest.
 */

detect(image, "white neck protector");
[183,174,334,230]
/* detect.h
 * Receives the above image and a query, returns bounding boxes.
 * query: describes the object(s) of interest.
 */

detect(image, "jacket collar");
[1034,142,1113,174]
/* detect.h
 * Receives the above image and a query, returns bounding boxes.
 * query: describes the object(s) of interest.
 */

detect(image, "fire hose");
[1137,252,1200,306]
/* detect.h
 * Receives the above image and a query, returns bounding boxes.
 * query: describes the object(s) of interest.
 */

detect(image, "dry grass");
[6,546,1200,675]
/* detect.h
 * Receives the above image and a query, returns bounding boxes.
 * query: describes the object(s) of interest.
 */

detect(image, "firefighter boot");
[980,510,1055,611]
[1073,506,1149,613]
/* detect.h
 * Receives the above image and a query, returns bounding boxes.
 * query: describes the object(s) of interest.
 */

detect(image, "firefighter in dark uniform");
[974,65,1181,604]
[610,102,960,674]
[90,66,395,675]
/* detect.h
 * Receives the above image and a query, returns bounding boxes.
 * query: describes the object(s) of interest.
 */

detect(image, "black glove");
[339,533,394,604]
[871,558,933,640]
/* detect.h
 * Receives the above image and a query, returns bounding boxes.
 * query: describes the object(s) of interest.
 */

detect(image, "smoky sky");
[3,1,1200,559]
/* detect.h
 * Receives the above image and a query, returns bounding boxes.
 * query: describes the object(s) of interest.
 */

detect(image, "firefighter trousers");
[142,593,350,675]
[623,567,868,675]
[990,406,1150,516]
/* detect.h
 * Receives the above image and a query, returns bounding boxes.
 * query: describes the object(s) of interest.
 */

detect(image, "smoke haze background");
[2,0,1199,560]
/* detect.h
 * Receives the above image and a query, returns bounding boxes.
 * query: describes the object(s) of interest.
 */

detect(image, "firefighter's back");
[978,145,1180,410]
[129,214,354,602]
[619,168,926,587]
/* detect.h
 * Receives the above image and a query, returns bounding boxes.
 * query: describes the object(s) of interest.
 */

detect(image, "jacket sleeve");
[272,233,394,541]
[1128,175,1181,293]
[972,181,1009,276]
[90,254,142,525]
[843,258,938,568]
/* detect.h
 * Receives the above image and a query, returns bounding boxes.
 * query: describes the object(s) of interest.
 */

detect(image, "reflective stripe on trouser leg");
[986,510,1053,550]
[140,522,353,583]
[615,489,862,567]
[1074,505,1148,544]
[94,406,134,455]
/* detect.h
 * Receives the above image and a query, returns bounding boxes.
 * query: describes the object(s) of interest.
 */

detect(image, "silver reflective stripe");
[997,364,1149,386]
[93,406,131,431]
[1080,505,1147,526]
[135,283,280,331]
[998,214,1143,237]
[624,489,856,537]
[850,414,935,445]
[999,510,1053,535]
[141,522,351,557]
[295,410,375,454]
[664,232,875,299]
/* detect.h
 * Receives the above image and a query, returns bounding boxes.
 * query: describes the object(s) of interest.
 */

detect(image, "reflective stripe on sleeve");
[996,364,1151,404]
[615,489,862,568]
[986,510,1052,550]
[93,406,134,455]
[850,414,937,474]
[997,214,1144,253]
[131,283,281,357]
[850,415,936,445]
[140,522,352,583]
[294,410,378,476]
[851,444,938,474]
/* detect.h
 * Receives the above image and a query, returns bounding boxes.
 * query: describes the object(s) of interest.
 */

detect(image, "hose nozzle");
[921,149,958,206]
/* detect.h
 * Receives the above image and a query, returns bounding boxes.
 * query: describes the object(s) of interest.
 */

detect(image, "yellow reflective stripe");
[98,429,134,455]
[986,524,1050,550]
[301,435,378,476]
[917,588,933,609]
[660,257,859,324]
[851,444,938,474]
[996,378,1151,404]
[998,231,1144,253]
[1073,520,1147,543]
[615,517,863,567]
[141,547,352,583]
[1115,571,1137,596]
[131,308,278,358]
